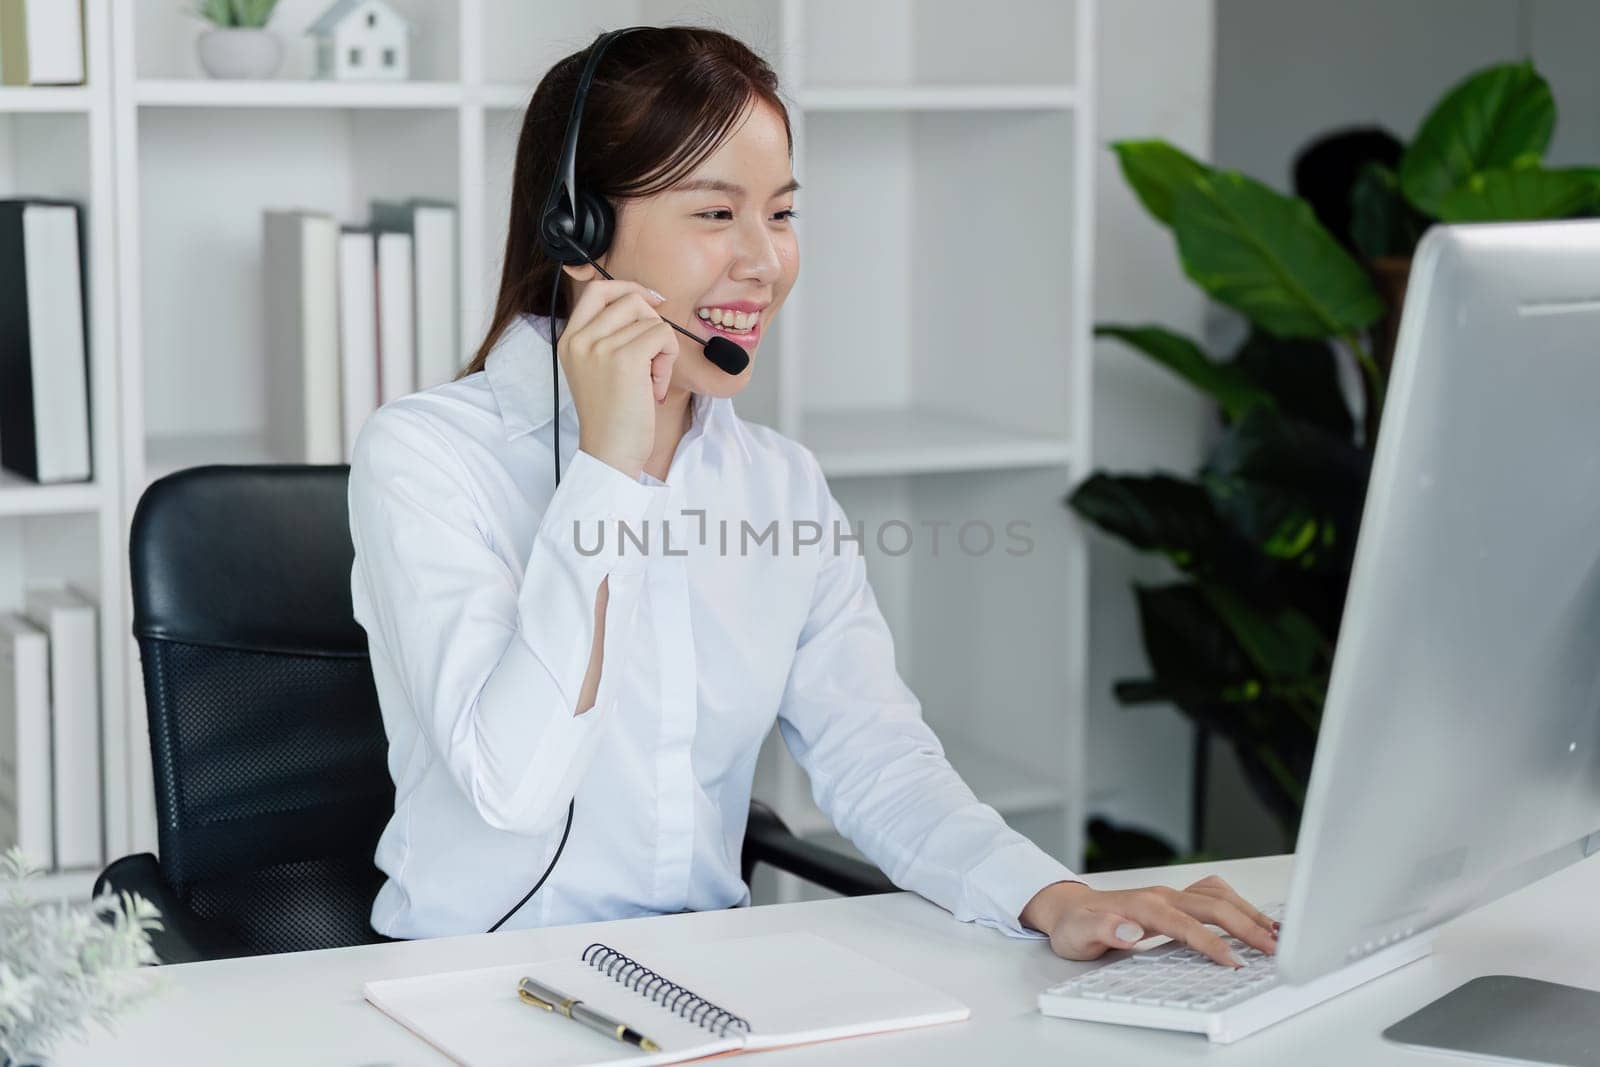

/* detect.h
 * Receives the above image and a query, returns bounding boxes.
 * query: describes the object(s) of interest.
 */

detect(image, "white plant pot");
[196,27,283,80]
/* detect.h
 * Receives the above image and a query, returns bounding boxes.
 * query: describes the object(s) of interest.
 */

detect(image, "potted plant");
[189,0,283,80]
[1072,60,1600,855]
[0,848,163,1066]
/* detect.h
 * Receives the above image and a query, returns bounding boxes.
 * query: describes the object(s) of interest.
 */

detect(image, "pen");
[517,976,663,1053]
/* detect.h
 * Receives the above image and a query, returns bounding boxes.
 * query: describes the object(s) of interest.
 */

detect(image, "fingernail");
[647,288,666,302]
[1114,922,1144,944]
[1272,921,1282,934]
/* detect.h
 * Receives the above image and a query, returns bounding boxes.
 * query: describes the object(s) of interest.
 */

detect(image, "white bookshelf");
[4,0,1095,904]
[0,0,124,902]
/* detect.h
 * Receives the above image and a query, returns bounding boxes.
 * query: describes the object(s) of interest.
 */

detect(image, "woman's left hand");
[1020,875,1279,969]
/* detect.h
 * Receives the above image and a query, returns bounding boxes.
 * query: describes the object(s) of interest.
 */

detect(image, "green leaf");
[1198,584,1328,684]
[194,0,235,25]
[233,0,279,29]
[1436,166,1600,222]
[1349,161,1432,260]
[1202,475,1335,570]
[1171,171,1386,339]
[1400,61,1555,216]
[1067,473,1227,574]
[1202,406,1370,499]
[1111,140,1211,227]
[1125,583,1319,836]
[1229,329,1354,438]
[1131,584,1254,700]
[1095,325,1273,420]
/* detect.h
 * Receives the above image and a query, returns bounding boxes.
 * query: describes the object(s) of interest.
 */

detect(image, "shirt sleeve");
[348,407,668,837]
[775,459,1080,939]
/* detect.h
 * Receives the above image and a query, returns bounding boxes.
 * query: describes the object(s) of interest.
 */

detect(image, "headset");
[488,25,753,934]
[484,28,641,934]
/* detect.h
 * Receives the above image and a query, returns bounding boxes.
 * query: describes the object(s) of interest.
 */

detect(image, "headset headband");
[540,26,648,262]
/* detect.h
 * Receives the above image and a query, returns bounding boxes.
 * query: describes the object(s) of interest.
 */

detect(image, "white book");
[412,203,459,389]
[22,586,99,870]
[338,227,379,463]
[364,931,969,1067]
[0,613,52,870]
[0,0,83,86]
[24,0,83,84]
[375,230,415,405]
[0,201,90,483]
[371,200,460,390]
[26,203,90,482]
[263,210,342,464]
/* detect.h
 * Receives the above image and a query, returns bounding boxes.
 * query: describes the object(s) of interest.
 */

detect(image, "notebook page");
[609,931,971,1050]
[363,961,740,1067]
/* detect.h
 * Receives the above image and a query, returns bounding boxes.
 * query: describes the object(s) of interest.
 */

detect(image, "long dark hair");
[459,26,793,379]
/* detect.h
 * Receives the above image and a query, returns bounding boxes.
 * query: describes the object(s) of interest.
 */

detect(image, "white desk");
[55,852,1600,1065]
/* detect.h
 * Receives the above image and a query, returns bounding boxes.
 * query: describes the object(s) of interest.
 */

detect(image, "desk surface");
[55,852,1600,1065]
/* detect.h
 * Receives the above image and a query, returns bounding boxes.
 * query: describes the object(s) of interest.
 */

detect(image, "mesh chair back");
[130,465,394,955]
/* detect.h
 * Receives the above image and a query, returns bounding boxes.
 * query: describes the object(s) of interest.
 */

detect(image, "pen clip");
[517,978,556,1012]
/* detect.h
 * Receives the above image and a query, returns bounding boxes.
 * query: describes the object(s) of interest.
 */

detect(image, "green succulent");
[192,0,279,29]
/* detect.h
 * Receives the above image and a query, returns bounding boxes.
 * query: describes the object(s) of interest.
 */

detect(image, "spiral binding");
[582,943,752,1039]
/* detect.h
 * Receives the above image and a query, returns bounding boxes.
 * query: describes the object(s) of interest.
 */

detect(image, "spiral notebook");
[363,931,970,1066]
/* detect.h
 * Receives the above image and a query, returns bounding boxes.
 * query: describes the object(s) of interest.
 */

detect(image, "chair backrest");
[130,464,393,955]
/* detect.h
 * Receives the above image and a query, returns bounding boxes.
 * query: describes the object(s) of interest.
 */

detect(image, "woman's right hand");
[560,279,680,480]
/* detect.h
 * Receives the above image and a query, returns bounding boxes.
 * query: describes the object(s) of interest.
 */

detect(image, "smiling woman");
[461,26,799,387]
[345,23,1278,971]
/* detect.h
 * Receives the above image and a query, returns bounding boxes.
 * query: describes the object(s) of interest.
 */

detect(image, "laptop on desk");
[1041,219,1600,1056]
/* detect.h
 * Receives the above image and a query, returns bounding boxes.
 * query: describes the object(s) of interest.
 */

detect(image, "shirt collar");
[484,312,734,442]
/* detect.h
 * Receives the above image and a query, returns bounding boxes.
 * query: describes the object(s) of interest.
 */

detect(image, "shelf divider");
[0,86,94,113]
[134,79,465,110]
[795,84,1077,112]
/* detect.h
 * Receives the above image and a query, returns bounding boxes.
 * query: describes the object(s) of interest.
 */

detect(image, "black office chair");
[95,465,891,965]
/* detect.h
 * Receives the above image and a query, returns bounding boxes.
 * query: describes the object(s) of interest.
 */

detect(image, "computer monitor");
[1277,218,1600,991]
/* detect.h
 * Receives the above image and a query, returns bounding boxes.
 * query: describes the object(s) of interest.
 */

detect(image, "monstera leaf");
[1095,325,1273,421]
[1436,166,1600,222]
[1229,329,1355,439]
[1067,473,1232,577]
[1171,171,1385,339]
[1120,584,1317,834]
[1111,140,1211,226]
[1350,161,1432,260]
[1400,61,1555,216]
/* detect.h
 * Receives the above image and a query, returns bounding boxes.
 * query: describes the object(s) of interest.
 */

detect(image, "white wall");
[1083,0,1218,856]
[1215,0,1600,192]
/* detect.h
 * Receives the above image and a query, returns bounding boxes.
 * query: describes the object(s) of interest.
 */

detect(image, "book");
[363,931,969,1066]
[0,0,84,86]
[0,199,91,484]
[370,199,460,390]
[22,586,99,870]
[0,613,52,869]
[337,226,379,463]
[263,210,342,465]
[375,230,415,404]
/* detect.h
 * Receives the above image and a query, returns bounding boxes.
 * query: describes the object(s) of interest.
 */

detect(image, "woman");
[348,25,1278,968]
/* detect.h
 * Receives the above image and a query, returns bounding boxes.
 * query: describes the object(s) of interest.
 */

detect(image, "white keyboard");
[1039,905,1433,1044]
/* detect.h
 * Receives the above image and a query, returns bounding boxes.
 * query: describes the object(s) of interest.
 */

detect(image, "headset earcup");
[540,190,614,266]
[572,190,615,262]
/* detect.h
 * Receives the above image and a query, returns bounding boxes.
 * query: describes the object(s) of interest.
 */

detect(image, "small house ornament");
[309,0,410,81]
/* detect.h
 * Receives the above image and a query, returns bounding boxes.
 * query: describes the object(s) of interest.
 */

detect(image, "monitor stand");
[1384,975,1600,1066]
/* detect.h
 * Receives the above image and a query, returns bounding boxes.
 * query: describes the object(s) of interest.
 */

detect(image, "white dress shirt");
[348,312,1078,941]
